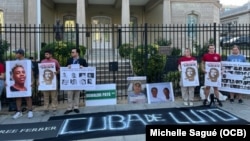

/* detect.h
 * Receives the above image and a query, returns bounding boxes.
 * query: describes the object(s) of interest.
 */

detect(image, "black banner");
[0,120,63,140]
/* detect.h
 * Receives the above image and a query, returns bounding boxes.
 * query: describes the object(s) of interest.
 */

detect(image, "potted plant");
[155,38,172,55]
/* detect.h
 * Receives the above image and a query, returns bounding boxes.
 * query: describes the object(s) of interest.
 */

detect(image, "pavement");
[0,95,250,141]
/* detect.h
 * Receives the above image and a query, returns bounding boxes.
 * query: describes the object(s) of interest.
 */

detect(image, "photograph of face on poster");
[180,61,199,87]
[205,62,221,87]
[38,63,57,91]
[5,60,32,98]
[146,82,174,104]
[127,76,147,104]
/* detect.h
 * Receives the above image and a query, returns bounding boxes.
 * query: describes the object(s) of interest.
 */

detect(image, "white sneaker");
[13,112,22,119]
[28,111,33,118]
[189,102,194,106]
[184,102,188,106]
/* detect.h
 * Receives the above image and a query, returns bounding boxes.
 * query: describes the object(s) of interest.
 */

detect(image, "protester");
[227,45,246,104]
[40,49,60,113]
[201,44,223,107]
[178,48,197,106]
[64,48,88,114]
[0,61,5,98]
[12,49,33,119]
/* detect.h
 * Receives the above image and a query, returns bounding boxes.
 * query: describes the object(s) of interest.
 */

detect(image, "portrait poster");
[60,67,96,90]
[204,62,221,87]
[180,60,199,87]
[219,61,250,95]
[38,63,57,91]
[146,82,174,104]
[127,76,147,104]
[5,60,32,98]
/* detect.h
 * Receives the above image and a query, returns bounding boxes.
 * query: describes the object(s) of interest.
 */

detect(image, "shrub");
[0,39,10,61]
[40,41,86,66]
[118,43,133,58]
[131,44,166,83]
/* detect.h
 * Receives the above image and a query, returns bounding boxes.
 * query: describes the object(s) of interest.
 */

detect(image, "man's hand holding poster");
[60,67,96,90]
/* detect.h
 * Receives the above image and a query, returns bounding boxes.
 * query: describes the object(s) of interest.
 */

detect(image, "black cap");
[13,49,24,55]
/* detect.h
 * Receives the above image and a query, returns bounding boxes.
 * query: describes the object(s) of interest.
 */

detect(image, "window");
[63,15,76,41]
[0,10,4,30]
[130,16,138,41]
[187,13,198,39]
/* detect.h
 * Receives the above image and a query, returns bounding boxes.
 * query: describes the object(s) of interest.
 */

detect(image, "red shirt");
[202,53,221,62]
[0,63,5,73]
[178,56,196,65]
[41,58,60,71]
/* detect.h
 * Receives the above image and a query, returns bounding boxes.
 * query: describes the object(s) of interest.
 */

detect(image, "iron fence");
[0,23,250,108]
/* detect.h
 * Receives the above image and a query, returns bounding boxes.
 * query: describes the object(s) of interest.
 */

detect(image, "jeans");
[0,80,4,97]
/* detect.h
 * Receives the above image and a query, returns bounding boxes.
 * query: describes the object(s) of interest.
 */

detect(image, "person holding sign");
[64,48,88,114]
[0,61,5,98]
[178,48,197,106]
[12,49,33,119]
[227,45,246,104]
[201,44,222,107]
[40,49,60,113]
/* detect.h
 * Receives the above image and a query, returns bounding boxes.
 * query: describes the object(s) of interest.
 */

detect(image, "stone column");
[163,0,171,25]
[121,0,130,44]
[77,0,86,49]
[163,0,171,41]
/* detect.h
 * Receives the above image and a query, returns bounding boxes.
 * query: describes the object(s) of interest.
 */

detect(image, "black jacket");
[66,57,88,67]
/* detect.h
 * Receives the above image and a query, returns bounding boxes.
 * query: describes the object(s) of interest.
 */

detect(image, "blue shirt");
[227,54,246,62]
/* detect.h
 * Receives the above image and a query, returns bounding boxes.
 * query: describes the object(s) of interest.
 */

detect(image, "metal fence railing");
[1,23,250,108]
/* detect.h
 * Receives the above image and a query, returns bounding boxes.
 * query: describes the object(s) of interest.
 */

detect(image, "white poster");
[5,60,32,98]
[38,63,57,91]
[85,84,116,106]
[180,61,199,87]
[60,67,96,90]
[204,62,221,87]
[219,61,250,95]
[127,76,147,104]
[146,82,174,104]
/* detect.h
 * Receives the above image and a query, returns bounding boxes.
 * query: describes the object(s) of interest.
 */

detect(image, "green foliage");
[155,38,172,46]
[163,71,180,90]
[171,47,181,56]
[0,40,10,60]
[40,41,86,66]
[131,44,166,83]
[118,43,133,58]
[192,38,214,57]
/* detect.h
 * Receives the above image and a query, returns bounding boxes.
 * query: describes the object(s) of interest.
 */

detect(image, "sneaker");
[74,109,80,113]
[230,99,234,103]
[203,99,208,106]
[64,110,73,114]
[217,100,223,107]
[28,111,33,118]
[183,102,188,106]
[239,99,243,104]
[189,102,193,106]
[13,112,23,119]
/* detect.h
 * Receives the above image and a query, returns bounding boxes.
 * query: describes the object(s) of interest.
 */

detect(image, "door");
[91,16,112,48]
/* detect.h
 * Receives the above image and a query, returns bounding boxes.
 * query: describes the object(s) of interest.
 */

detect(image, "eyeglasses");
[71,52,75,53]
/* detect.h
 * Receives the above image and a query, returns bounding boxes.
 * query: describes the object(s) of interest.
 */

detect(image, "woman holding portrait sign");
[178,48,198,106]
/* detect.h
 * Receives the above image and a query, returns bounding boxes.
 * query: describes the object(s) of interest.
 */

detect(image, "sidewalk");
[0,96,250,141]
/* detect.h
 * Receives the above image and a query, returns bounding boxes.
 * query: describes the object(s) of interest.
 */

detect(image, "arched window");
[63,15,76,41]
[130,16,138,41]
[0,10,4,30]
[187,13,198,39]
